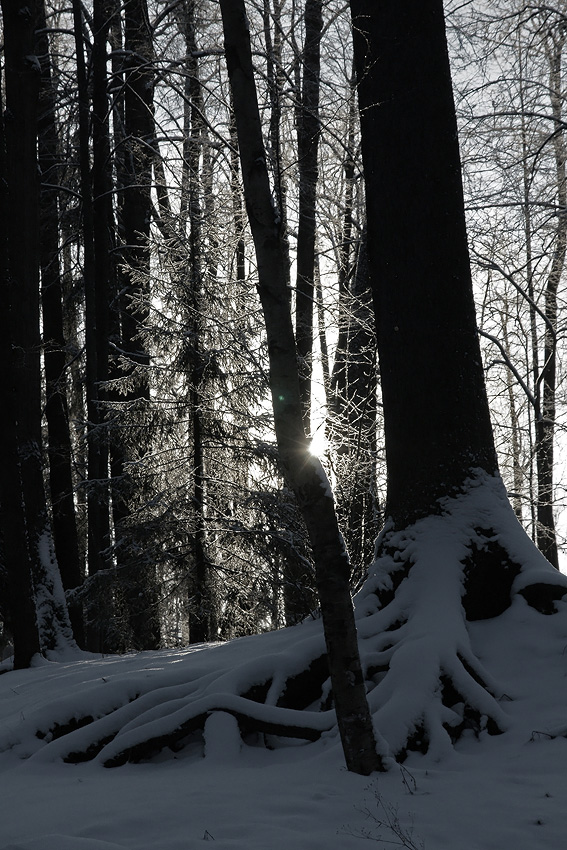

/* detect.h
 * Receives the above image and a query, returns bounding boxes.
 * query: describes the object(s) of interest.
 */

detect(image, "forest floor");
[1,597,567,850]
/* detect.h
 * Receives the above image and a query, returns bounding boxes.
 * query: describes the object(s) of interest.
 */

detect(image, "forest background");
[1,0,566,659]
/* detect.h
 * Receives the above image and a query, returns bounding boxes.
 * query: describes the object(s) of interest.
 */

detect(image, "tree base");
[355,471,567,759]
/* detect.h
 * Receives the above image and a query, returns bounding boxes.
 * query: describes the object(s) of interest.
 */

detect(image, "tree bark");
[0,0,73,664]
[90,0,113,587]
[533,28,567,570]
[73,0,113,650]
[111,0,160,649]
[0,0,43,668]
[351,0,498,528]
[295,0,323,435]
[37,0,84,645]
[175,0,215,643]
[220,0,383,776]
[120,0,153,377]
[329,64,357,412]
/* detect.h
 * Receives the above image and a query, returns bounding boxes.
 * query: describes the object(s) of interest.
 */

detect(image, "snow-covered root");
[2,631,333,766]
[98,695,335,767]
[5,472,566,769]
[354,470,567,760]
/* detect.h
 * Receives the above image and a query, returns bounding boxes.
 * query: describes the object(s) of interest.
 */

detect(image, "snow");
[2,473,567,849]
[2,598,567,849]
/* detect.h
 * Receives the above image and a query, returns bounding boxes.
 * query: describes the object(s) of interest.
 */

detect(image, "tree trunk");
[90,0,113,587]
[533,29,567,570]
[73,0,113,650]
[37,0,84,646]
[0,0,42,667]
[120,0,153,378]
[0,0,74,664]
[174,0,216,643]
[329,65,357,413]
[111,0,160,649]
[351,0,498,528]
[295,0,323,435]
[499,300,524,522]
[220,0,383,776]
[262,0,290,272]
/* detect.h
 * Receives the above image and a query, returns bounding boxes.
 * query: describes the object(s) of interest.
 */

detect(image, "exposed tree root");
[353,472,567,760]
[36,714,96,743]
[8,473,566,770]
[99,696,334,767]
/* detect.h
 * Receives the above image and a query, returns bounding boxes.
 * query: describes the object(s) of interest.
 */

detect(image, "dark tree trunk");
[499,302,524,522]
[229,109,246,287]
[72,0,99,584]
[0,0,74,665]
[351,0,498,528]
[120,0,153,376]
[90,0,113,583]
[37,0,84,645]
[175,0,215,644]
[150,1,217,643]
[0,0,42,668]
[110,0,160,649]
[220,0,383,776]
[295,0,323,435]
[262,0,290,270]
[260,0,314,624]
[73,0,113,650]
[186,0,208,644]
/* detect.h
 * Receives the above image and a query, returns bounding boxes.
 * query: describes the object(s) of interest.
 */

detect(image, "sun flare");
[308,428,328,458]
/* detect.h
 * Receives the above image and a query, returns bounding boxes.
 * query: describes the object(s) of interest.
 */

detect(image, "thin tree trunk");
[329,65,357,414]
[37,0,84,645]
[500,301,524,522]
[518,34,540,544]
[176,0,214,643]
[295,0,322,435]
[187,0,208,643]
[73,0,113,650]
[91,0,113,585]
[220,0,383,776]
[534,30,567,570]
[314,258,331,405]
[111,0,160,648]
[229,108,246,286]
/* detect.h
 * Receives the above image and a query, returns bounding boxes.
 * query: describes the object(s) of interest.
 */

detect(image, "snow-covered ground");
[1,592,567,850]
